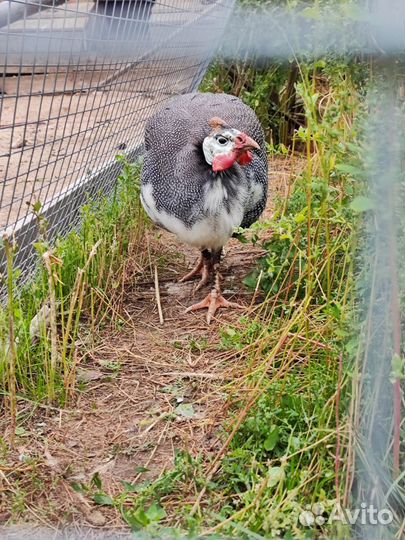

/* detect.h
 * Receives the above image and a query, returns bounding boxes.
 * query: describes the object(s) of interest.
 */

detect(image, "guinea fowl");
[141,92,268,323]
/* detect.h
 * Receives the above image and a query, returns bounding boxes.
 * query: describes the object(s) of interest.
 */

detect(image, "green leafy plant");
[0,158,147,414]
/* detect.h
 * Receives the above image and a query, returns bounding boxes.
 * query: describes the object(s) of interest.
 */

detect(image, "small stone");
[12,138,28,149]
[76,367,104,382]
[85,509,106,526]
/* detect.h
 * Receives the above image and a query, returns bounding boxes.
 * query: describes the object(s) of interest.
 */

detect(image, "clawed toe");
[185,288,243,324]
[179,249,213,288]
[180,249,241,323]
[194,270,211,291]
[179,260,203,283]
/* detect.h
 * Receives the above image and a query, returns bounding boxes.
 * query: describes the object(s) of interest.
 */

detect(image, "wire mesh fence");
[0,1,404,538]
[0,0,233,287]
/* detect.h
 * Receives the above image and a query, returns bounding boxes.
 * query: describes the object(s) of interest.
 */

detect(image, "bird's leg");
[179,249,213,291]
[185,249,243,324]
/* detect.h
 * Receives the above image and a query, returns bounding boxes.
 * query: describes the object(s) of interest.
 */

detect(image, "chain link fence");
[0,0,233,285]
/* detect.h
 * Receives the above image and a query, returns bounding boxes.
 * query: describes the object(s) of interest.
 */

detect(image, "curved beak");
[235,133,260,151]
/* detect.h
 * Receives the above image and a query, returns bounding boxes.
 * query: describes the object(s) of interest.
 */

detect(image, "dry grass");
[0,155,306,531]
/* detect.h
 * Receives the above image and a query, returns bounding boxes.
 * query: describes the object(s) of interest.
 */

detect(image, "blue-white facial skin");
[202,128,241,166]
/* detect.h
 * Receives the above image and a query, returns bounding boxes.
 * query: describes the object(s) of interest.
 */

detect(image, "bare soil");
[0,156,304,535]
[0,0,213,229]
[0,61,200,228]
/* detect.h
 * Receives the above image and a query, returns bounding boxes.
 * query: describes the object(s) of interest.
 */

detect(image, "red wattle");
[212,152,237,172]
[236,150,253,166]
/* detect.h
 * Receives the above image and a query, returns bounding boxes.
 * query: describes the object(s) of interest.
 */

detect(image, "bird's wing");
[143,92,268,228]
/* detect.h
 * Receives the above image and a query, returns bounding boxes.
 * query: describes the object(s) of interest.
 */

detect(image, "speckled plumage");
[141,92,268,251]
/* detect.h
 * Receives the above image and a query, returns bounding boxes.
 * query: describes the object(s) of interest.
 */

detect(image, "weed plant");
[198,65,366,539]
[83,64,370,539]
[1,43,402,540]
[0,158,146,421]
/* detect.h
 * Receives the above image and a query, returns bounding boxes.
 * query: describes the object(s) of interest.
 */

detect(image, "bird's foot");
[195,265,212,291]
[179,254,212,291]
[179,259,203,283]
[185,287,243,324]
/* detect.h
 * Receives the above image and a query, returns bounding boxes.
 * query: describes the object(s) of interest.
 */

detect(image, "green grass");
[0,157,147,423]
[2,45,399,539]
[68,63,368,539]
[192,65,365,539]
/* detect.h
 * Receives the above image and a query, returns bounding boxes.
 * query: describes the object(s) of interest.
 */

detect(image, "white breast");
[141,181,246,251]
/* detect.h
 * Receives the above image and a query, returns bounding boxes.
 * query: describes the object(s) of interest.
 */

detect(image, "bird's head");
[202,117,260,173]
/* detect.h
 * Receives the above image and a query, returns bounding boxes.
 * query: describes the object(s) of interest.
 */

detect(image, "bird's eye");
[217,136,228,145]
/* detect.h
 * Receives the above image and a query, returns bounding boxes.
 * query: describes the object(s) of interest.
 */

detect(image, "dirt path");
[0,156,300,534]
